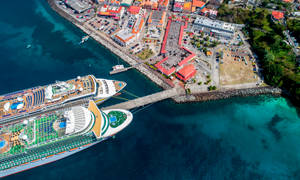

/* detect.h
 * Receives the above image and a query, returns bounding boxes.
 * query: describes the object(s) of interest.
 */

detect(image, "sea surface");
[1,1,300,179]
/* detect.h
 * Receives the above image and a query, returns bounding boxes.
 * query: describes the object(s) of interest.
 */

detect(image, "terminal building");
[64,0,92,13]
[192,17,235,39]
[155,16,196,77]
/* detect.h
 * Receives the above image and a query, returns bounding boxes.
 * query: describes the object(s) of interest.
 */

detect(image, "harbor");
[0,0,300,179]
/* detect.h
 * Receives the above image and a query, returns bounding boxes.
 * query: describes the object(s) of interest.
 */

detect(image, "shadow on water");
[267,114,283,141]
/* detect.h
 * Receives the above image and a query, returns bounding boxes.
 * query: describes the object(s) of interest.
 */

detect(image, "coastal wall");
[174,87,282,103]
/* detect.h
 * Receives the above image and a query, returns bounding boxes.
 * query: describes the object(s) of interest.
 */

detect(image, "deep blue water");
[1,1,300,179]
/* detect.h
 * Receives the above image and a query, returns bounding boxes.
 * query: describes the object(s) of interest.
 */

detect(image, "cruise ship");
[0,100,133,177]
[0,75,126,123]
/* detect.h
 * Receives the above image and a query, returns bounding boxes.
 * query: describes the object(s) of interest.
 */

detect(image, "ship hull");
[0,137,109,178]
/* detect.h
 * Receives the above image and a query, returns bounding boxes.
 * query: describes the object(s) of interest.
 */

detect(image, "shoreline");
[174,86,282,103]
[47,0,172,90]
[47,0,284,104]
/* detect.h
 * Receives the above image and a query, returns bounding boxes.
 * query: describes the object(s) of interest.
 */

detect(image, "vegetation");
[204,79,212,85]
[145,62,157,70]
[217,4,251,24]
[186,88,191,94]
[243,9,300,102]
[208,86,217,91]
[260,0,293,11]
[137,48,154,60]
[191,35,219,51]
[287,19,300,42]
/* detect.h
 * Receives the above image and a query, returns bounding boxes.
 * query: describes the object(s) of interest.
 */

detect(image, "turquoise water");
[0,141,5,149]
[1,1,300,179]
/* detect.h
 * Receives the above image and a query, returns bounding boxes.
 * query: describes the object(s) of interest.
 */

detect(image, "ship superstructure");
[0,75,126,123]
[0,100,133,177]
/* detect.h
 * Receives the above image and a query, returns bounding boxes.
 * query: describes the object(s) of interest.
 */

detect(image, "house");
[271,11,284,21]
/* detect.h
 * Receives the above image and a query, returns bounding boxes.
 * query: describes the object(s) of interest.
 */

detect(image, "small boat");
[112,65,125,71]
[79,35,89,44]
[26,44,32,49]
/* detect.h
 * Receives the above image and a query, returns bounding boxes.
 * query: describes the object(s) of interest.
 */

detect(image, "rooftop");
[176,64,197,81]
[192,0,206,7]
[65,0,91,13]
[194,17,235,33]
[127,6,141,14]
[272,11,284,20]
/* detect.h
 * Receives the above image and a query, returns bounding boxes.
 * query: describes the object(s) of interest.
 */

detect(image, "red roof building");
[156,17,196,77]
[282,0,294,3]
[192,0,205,8]
[127,6,141,14]
[154,57,176,76]
[176,64,196,81]
[272,11,284,21]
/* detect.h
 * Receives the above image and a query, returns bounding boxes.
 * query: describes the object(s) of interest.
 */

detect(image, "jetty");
[109,63,142,75]
[102,87,185,110]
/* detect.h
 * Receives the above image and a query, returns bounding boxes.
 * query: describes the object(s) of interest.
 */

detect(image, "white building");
[193,17,236,39]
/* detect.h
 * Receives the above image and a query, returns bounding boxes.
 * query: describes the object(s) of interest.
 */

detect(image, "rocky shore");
[174,86,282,103]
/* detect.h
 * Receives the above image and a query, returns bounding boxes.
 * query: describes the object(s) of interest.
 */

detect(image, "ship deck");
[0,75,96,122]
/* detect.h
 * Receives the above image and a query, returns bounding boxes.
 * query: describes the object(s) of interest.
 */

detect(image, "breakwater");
[174,86,282,103]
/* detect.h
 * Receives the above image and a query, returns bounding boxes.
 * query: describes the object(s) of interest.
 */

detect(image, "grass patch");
[137,48,154,60]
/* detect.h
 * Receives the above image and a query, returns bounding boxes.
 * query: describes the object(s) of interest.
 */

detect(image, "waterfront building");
[112,10,146,46]
[176,64,197,81]
[64,0,92,13]
[155,16,196,77]
[192,17,235,39]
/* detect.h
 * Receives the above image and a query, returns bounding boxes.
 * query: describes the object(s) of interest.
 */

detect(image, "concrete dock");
[109,63,142,75]
[102,87,185,110]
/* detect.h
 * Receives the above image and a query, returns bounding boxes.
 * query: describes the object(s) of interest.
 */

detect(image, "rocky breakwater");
[174,86,282,103]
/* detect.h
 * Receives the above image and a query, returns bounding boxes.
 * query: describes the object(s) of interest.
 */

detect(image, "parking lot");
[89,17,118,35]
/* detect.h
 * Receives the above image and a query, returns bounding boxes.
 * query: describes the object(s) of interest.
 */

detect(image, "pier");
[102,87,185,110]
[109,63,142,75]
